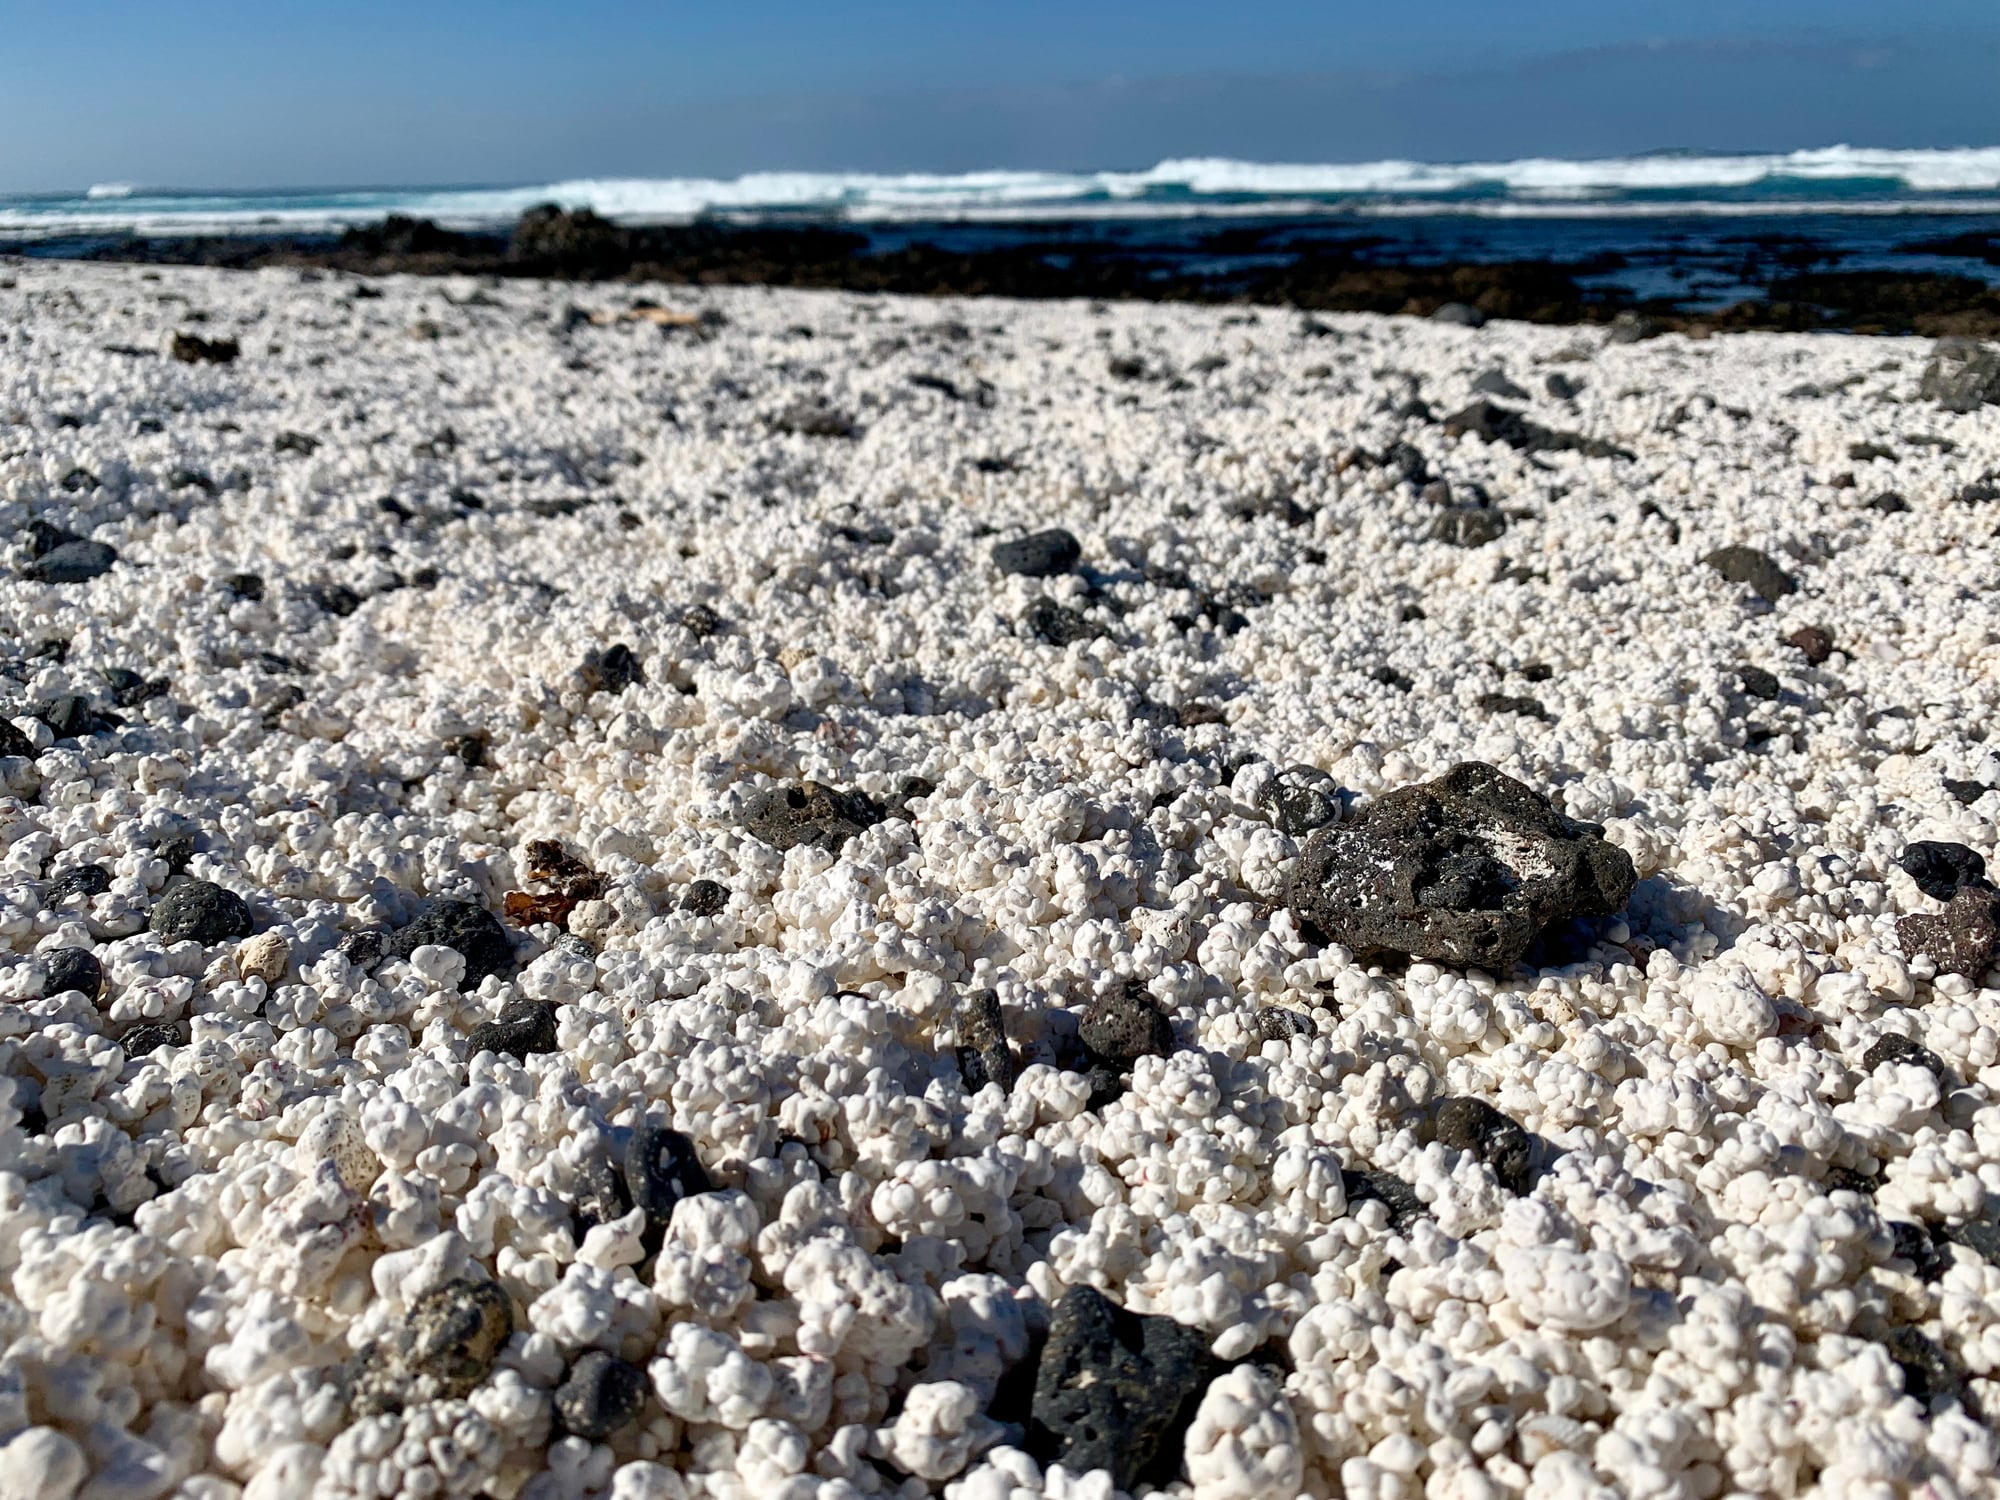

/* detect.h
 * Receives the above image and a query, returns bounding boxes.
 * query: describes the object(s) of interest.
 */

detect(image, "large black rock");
[384,898,514,984]
[740,781,887,854]
[1286,762,1637,970]
[992,529,1081,578]
[150,880,254,946]
[1027,1286,1217,1492]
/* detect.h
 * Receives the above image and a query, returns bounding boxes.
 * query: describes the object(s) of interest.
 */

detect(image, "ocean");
[9,146,2000,316]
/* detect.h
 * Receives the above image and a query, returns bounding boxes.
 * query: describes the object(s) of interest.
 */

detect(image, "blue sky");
[2,1,1996,190]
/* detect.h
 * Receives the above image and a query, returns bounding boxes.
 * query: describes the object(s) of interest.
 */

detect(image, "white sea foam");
[4,146,1999,238]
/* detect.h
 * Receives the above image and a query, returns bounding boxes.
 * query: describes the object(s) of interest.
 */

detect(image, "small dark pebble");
[1262,764,1342,837]
[154,833,197,875]
[338,930,386,970]
[554,1351,648,1439]
[1027,1285,1218,1494]
[1865,492,1910,515]
[45,865,111,906]
[1475,692,1547,720]
[741,781,886,854]
[308,583,362,617]
[1825,1163,1879,1196]
[1370,665,1413,692]
[1399,603,1427,622]
[443,732,489,768]
[1545,373,1583,400]
[1471,369,1529,400]
[769,401,858,439]
[623,1126,714,1241]
[1849,442,1897,462]
[168,468,215,493]
[41,947,103,1003]
[679,879,730,917]
[223,572,265,602]
[955,988,1016,1093]
[1944,778,1991,806]
[679,602,723,638]
[25,520,81,557]
[170,332,239,364]
[1862,1032,1948,1080]
[1882,1325,1972,1413]
[1785,625,1834,664]
[273,431,320,456]
[581,643,643,695]
[0,717,32,761]
[450,487,485,510]
[1890,1220,1954,1283]
[465,999,560,1060]
[1942,1219,2000,1268]
[1739,666,1781,701]
[384,897,515,985]
[150,880,253,946]
[1897,840,1986,902]
[1432,1096,1534,1195]
[348,1277,515,1417]
[23,540,117,584]
[1342,1168,1427,1230]
[1431,508,1507,548]
[1024,597,1096,647]
[1079,981,1173,1069]
[992,528,1081,578]
[567,1142,632,1234]
[1702,546,1796,604]
[1255,1007,1315,1042]
[119,1022,187,1056]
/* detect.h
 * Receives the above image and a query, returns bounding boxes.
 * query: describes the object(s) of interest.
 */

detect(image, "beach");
[2,257,1999,1499]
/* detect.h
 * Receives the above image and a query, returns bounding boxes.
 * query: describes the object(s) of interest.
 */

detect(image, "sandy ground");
[2,260,2000,1500]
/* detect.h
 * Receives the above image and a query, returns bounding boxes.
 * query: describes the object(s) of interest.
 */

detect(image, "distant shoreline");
[9,206,2000,337]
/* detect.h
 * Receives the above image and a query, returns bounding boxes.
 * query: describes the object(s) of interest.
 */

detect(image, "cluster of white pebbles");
[0,257,1998,1500]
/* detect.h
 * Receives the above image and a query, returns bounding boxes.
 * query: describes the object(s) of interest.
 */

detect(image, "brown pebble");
[1785,626,1834,665]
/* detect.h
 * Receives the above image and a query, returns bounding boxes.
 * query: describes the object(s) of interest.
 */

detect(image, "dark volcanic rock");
[1342,1167,1427,1230]
[741,781,887,853]
[1890,1220,1954,1283]
[45,865,111,906]
[120,1022,187,1056]
[170,332,239,364]
[1702,546,1796,604]
[384,898,515,984]
[1919,337,2000,412]
[1739,666,1781,701]
[1023,597,1096,646]
[1865,492,1909,515]
[23,540,117,583]
[338,929,385,971]
[1786,625,1834,664]
[1262,764,1342,837]
[1862,1032,1947,1080]
[465,999,560,1060]
[623,1126,714,1241]
[1441,399,1631,458]
[1431,508,1507,548]
[150,881,254,946]
[1945,778,1992,806]
[1897,885,2000,978]
[42,947,103,1003]
[1255,1007,1315,1042]
[1286,761,1638,970]
[1475,692,1547,720]
[348,1277,515,1417]
[769,401,858,439]
[554,1351,647,1439]
[1897,841,1986,901]
[1882,1326,1971,1412]
[581,643,642,695]
[566,1142,631,1234]
[1432,1096,1533,1194]
[1079,981,1173,1069]
[1027,1286,1217,1493]
[679,879,730,916]
[993,528,1081,578]
[1471,369,1529,400]
[0,717,31,759]
[510,205,630,273]
[954,988,1016,1093]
